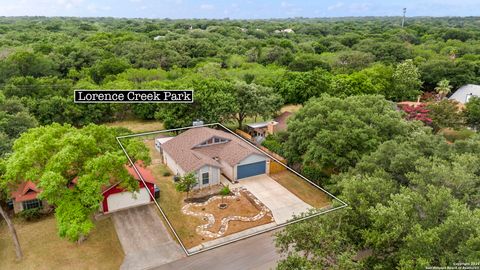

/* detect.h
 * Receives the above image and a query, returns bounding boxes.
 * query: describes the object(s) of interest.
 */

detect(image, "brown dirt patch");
[189,190,273,235]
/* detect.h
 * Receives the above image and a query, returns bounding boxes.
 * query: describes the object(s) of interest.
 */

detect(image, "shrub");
[262,134,286,156]
[162,171,171,177]
[302,166,329,186]
[219,185,231,196]
[441,128,475,142]
[19,207,42,221]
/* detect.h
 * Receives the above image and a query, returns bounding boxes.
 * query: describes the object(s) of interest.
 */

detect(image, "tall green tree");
[0,95,37,156]
[155,79,236,129]
[175,172,198,199]
[231,81,283,129]
[2,124,150,242]
[0,51,56,83]
[284,95,424,172]
[388,59,422,101]
[427,100,464,132]
[276,68,332,104]
[434,79,453,100]
[465,96,480,129]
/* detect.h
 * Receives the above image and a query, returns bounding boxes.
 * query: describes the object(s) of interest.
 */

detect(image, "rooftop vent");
[193,119,204,126]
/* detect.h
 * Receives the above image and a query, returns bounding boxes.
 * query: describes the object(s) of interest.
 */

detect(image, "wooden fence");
[235,129,287,174]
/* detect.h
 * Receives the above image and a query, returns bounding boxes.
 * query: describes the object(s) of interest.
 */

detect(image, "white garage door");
[107,188,151,212]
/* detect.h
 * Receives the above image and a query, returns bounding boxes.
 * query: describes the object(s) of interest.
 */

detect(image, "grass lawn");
[281,104,302,113]
[270,171,332,209]
[0,216,123,270]
[144,139,205,248]
[106,120,164,133]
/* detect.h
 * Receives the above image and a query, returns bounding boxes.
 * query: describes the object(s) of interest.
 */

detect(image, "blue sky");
[0,0,478,18]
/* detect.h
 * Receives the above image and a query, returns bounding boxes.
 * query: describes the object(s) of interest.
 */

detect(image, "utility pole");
[401,8,407,28]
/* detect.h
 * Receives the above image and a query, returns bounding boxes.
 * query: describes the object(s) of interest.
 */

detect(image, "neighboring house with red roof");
[10,162,157,214]
[11,181,51,214]
[160,127,269,187]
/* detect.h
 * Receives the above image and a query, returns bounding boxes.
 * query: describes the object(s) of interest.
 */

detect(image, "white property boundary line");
[116,123,348,257]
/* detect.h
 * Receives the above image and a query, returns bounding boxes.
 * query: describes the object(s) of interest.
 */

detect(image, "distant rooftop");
[247,121,277,129]
[449,84,480,104]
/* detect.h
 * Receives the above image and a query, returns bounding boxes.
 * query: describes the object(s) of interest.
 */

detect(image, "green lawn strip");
[270,171,333,209]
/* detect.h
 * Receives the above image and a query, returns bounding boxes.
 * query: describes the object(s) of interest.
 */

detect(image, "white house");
[160,127,269,189]
[449,84,480,104]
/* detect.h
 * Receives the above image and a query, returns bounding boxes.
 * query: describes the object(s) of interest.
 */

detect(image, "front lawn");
[270,171,332,209]
[185,189,273,237]
[143,139,274,249]
[0,216,123,270]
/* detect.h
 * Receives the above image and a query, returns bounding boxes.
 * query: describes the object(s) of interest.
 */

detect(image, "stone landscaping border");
[181,187,274,238]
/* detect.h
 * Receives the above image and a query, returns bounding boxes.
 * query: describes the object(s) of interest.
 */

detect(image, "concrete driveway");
[238,175,312,224]
[112,205,185,270]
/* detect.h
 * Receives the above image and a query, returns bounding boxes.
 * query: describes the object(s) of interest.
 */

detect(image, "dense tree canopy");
[277,132,480,269]
[0,17,479,134]
[284,95,425,172]
[0,92,37,156]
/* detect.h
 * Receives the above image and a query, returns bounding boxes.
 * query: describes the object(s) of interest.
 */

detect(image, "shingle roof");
[449,84,480,104]
[11,181,40,202]
[125,162,156,185]
[161,127,264,172]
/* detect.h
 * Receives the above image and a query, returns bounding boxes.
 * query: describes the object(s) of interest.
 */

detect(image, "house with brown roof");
[160,127,269,188]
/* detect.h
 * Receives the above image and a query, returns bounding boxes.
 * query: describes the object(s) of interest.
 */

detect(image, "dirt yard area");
[186,190,273,236]
[0,216,123,270]
[270,171,332,209]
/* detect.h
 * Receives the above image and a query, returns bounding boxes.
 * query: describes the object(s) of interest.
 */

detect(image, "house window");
[22,199,42,210]
[202,172,209,185]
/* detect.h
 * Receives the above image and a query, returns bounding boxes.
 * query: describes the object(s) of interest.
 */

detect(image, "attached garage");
[106,188,151,212]
[237,161,266,179]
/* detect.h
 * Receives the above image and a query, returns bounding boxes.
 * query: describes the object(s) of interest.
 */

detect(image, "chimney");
[267,121,277,135]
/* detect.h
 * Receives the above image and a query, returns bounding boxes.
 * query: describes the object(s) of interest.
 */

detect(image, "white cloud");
[328,2,344,11]
[280,1,294,8]
[56,0,84,9]
[348,3,370,12]
[86,3,111,13]
[200,3,214,10]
